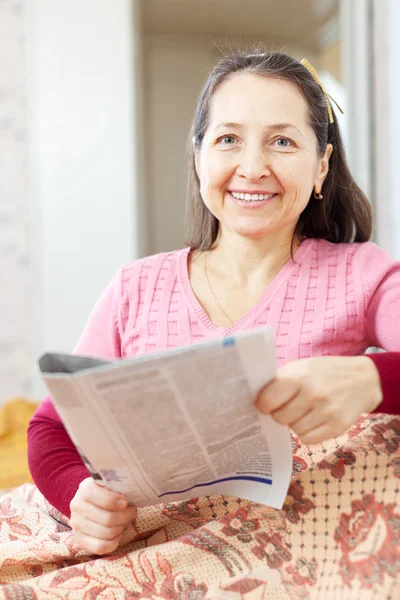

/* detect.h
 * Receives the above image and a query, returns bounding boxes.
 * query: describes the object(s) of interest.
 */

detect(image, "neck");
[209,227,299,285]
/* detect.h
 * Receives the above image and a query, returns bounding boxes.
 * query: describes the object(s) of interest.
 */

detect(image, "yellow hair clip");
[300,58,344,124]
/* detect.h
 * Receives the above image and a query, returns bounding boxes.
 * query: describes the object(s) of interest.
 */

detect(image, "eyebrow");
[213,122,303,135]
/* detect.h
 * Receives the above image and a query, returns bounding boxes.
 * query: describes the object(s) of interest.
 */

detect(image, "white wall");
[143,36,216,255]
[388,0,400,258]
[340,0,372,202]
[372,0,400,258]
[0,0,32,404]
[27,0,140,396]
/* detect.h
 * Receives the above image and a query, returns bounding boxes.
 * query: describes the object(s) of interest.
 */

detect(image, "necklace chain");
[204,253,235,326]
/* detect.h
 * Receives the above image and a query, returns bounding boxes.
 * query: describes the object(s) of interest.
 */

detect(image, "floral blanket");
[0,414,399,599]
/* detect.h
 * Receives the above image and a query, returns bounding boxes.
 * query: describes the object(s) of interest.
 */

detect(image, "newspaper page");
[39,328,293,510]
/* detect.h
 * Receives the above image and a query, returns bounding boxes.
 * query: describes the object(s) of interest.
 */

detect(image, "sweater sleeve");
[28,272,124,517]
[358,243,400,416]
[366,352,400,415]
[360,243,400,351]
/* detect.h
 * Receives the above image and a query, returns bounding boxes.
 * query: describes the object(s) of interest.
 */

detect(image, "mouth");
[228,191,278,207]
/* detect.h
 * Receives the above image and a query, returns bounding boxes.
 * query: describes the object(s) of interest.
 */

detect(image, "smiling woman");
[26,50,400,561]
[188,52,370,252]
[193,75,332,245]
[187,51,371,331]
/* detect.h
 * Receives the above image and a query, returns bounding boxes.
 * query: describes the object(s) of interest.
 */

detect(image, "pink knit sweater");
[73,238,400,361]
[28,238,400,516]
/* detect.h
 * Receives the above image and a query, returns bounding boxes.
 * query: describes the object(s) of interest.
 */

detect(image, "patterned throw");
[0,414,399,599]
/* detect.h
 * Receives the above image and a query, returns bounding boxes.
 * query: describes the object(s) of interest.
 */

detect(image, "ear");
[314,143,333,193]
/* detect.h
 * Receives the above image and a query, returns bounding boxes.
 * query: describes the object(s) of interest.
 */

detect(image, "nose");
[236,146,271,182]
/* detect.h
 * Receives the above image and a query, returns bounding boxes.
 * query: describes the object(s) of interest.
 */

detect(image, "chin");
[227,218,272,239]
[232,225,270,239]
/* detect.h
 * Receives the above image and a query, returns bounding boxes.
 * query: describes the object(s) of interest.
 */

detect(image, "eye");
[217,134,238,145]
[272,137,295,148]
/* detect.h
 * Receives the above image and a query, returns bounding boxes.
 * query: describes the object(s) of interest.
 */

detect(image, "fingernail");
[116,498,127,509]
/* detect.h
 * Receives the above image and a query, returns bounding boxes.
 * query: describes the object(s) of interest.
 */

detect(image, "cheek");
[278,158,316,195]
[199,152,232,193]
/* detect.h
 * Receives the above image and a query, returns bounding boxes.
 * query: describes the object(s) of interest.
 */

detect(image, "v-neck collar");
[177,238,314,335]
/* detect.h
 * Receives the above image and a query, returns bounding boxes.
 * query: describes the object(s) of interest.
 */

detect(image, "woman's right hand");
[69,477,137,555]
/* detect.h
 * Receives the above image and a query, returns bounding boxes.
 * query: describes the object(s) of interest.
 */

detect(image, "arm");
[27,398,90,517]
[256,243,400,443]
[362,247,400,352]
[361,244,400,415]
[366,352,400,415]
[28,274,123,517]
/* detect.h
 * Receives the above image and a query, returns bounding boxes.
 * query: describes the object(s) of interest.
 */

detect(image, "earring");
[313,190,323,200]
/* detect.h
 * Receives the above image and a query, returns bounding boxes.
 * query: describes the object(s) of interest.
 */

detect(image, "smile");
[230,192,277,202]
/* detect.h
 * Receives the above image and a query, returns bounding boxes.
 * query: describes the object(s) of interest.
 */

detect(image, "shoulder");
[115,248,189,302]
[310,238,399,298]
[308,238,395,266]
[355,242,400,302]
[299,238,365,273]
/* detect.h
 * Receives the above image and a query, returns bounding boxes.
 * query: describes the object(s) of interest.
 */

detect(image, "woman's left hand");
[256,356,383,444]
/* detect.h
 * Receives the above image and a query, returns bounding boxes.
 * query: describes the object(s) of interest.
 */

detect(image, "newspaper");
[38,327,293,510]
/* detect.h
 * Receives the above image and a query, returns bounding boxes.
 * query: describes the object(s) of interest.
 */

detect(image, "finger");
[292,397,355,440]
[297,421,333,445]
[291,408,323,438]
[72,501,137,528]
[76,479,129,511]
[297,411,357,445]
[270,391,313,426]
[257,377,301,414]
[70,515,125,541]
[73,531,121,556]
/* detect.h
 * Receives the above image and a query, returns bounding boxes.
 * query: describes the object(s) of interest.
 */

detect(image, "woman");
[28,50,400,557]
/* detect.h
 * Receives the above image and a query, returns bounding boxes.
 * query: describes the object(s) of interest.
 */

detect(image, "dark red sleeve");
[366,352,400,415]
[27,396,90,517]
[27,274,122,517]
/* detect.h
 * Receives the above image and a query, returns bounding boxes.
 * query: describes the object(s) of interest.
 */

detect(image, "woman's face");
[195,72,332,242]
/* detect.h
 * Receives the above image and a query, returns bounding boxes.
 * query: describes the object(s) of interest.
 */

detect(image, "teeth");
[231,192,275,201]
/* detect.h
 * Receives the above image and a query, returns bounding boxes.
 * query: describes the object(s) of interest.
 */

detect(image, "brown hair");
[186,49,372,251]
